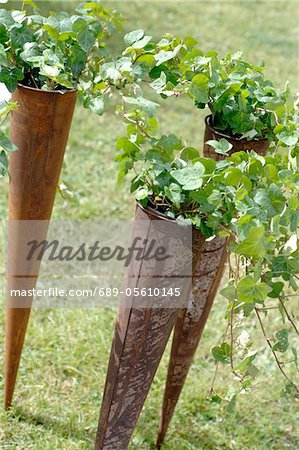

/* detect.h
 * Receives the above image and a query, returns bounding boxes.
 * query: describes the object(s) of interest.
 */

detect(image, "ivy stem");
[126,116,152,140]
[218,224,238,241]
[255,306,279,311]
[31,75,39,89]
[209,361,219,396]
[255,307,299,396]
[278,296,299,336]
[229,304,234,370]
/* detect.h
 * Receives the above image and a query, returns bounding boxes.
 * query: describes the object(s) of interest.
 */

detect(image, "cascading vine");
[114,105,299,399]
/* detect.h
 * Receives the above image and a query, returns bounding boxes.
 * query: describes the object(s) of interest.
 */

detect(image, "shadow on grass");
[7,406,94,443]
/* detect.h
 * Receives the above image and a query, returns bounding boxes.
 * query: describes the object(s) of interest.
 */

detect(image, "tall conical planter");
[157,116,269,447]
[95,203,205,450]
[5,84,76,408]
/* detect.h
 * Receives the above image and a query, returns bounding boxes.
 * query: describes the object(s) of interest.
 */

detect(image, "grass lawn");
[0,1,299,449]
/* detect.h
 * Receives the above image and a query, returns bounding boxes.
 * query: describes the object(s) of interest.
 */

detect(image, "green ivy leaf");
[154,45,182,66]
[158,134,182,152]
[150,72,167,93]
[271,256,293,281]
[0,67,23,93]
[180,147,200,161]
[53,74,73,89]
[132,35,152,49]
[212,342,231,364]
[273,329,289,353]
[220,284,236,302]
[267,281,284,298]
[170,162,205,190]
[164,183,182,208]
[237,276,268,304]
[116,136,139,155]
[207,189,222,206]
[77,28,96,52]
[235,226,267,259]
[10,26,34,49]
[45,14,73,34]
[237,353,258,377]
[39,64,60,78]
[277,131,298,146]
[192,73,209,88]
[0,150,8,176]
[123,96,159,118]
[124,29,144,45]
[0,25,8,46]
[88,96,104,115]
[254,183,285,217]
[68,44,86,77]
[0,43,8,65]
[206,138,233,156]
[135,186,152,201]
[224,167,243,186]
[0,133,17,152]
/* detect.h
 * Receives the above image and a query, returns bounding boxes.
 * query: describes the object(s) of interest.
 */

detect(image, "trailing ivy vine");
[115,108,299,401]
[0,100,17,177]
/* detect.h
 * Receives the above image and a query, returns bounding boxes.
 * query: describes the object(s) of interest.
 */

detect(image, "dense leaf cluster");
[123,31,299,156]
[0,0,144,114]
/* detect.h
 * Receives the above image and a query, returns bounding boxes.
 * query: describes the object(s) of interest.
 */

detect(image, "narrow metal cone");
[4,84,76,408]
[95,204,205,450]
[156,120,269,447]
[156,238,227,448]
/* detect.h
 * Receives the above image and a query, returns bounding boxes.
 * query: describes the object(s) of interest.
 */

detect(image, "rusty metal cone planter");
[95,203,205,450]
[156,237,227,448]
[203,114,270,158]
[4,84,76,409]
[156,116,269,448]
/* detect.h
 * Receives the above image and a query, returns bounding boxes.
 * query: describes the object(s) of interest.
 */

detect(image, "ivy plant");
[0,99,17,177]
[0,0,148,115]
[115,108,299,401]
[0,1,155,179]
[122,31,299,158]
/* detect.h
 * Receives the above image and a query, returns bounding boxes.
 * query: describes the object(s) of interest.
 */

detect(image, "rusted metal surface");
[157,123,269,447]
[95,204,205,450]
[203,114,270,158]
[157,237,227,448]
[5,84,76,408]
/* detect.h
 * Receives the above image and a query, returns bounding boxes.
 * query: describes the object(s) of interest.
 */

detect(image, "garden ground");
[0,1,298,449]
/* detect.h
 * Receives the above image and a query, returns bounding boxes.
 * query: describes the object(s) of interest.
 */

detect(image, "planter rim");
[137,201,176,223]
[205,114,269,143]
[17,83,77,95]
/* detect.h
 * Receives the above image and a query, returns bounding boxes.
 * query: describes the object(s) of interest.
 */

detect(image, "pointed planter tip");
[5,84,76,408]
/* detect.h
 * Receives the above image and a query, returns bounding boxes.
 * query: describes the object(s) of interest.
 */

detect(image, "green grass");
[1,1,299,449]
